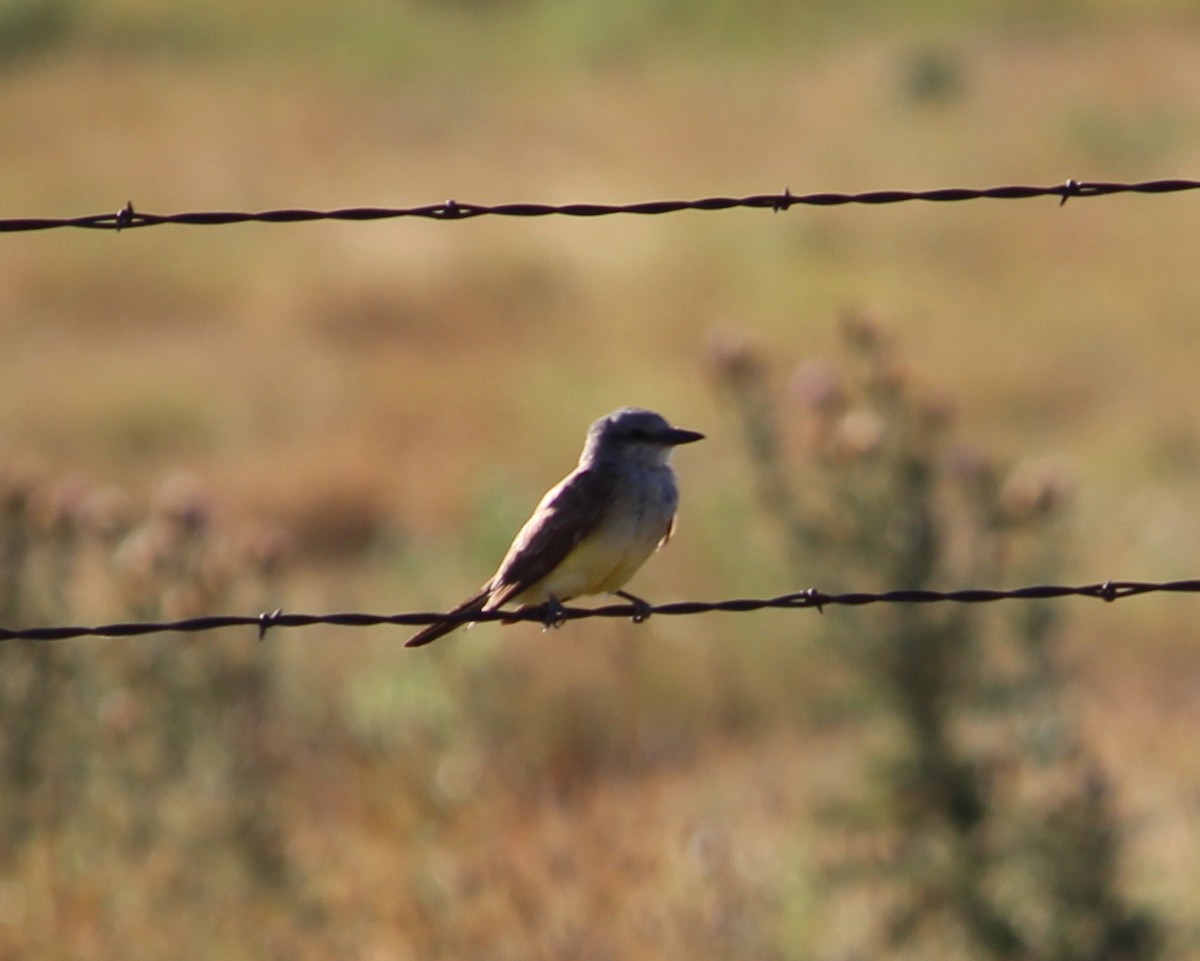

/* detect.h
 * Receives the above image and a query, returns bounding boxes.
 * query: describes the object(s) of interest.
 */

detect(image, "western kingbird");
[406,407,704,647]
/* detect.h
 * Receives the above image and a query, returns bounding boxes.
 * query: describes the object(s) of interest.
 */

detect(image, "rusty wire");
[2,178,1198,233]
[2,578,1199,643]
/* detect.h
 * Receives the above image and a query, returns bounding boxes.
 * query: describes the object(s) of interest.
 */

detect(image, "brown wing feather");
[659,513,675,548]
[485,464,617,608]
[404,465,616,648]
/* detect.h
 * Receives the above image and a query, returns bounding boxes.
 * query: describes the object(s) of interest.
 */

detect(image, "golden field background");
[2,1,1200,958]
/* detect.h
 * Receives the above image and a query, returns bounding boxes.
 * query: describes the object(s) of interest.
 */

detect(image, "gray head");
[580,407,704,467]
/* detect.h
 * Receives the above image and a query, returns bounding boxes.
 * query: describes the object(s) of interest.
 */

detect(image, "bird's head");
[582,407,705,467]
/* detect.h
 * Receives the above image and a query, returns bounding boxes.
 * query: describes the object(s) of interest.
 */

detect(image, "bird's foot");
[616,590,653,624]
[540,597,567,632]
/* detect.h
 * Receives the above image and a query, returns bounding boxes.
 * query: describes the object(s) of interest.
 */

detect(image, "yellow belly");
[511,523,663,605]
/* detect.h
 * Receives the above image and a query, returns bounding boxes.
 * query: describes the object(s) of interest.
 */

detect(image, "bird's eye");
[629,427,648,441]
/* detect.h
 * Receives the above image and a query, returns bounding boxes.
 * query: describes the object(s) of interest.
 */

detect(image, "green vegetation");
[2,0,1197,78]
[717,317,1162,958]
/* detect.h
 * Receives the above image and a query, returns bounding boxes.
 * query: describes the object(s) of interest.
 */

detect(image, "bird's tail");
[405,589,491,648]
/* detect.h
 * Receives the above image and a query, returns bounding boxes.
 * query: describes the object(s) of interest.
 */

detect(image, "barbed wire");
[2,178,1198,233]
[3,577,1198,643]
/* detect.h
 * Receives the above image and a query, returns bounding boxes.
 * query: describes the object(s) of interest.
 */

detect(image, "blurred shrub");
[899,45,965,104]
[0,467,291,889]
[0,0,78,68]
[712,313,1164,960]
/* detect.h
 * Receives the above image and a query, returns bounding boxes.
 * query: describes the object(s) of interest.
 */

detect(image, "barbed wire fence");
[4,579,1200,643]
[3,175,1200,643]
[1,177,1198,233]
[2,170,1189,961]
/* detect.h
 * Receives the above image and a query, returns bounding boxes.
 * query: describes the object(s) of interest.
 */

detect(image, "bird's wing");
[485,465,617,609]
[658,514,675,549]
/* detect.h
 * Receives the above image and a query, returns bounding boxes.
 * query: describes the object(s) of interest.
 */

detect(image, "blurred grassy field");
[3,1,1200,957]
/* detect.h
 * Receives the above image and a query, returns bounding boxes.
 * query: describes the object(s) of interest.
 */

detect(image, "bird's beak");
[663,427,705,446]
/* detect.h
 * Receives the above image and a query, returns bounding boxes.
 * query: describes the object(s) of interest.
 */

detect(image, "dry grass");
[2,5,1200,957]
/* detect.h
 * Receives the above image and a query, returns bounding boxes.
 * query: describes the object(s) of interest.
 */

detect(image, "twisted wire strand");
[3,578,1197,643]
[2,178,1198,233]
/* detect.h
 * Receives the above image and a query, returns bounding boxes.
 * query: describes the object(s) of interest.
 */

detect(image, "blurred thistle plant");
[711,313,1163,961]
[0,465,292,888]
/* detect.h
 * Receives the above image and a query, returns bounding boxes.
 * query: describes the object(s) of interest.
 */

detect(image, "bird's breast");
[515,465,678,604]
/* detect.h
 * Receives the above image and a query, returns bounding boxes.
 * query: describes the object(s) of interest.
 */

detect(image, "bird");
[406,407,704,647]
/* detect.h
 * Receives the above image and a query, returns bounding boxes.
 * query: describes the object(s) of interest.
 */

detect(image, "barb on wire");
[3,578,1199,643]
[2,178,1198,233]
